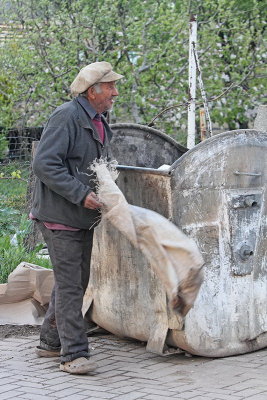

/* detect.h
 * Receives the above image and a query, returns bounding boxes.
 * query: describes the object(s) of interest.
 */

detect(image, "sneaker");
[35,346,61,358]
[60,357,97,374]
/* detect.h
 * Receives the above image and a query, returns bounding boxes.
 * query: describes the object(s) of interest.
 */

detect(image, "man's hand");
[83,192,103,209]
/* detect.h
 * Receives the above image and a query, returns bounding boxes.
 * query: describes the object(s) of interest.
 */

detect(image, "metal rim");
[110,123,188,154]
[170,129,266,171]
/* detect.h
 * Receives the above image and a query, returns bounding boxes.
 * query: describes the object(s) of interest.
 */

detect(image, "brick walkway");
[0,334,266,400]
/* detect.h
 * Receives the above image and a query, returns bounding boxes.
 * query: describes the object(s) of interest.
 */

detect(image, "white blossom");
[221,73,230,82]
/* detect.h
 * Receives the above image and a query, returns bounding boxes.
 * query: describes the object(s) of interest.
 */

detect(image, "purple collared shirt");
[29,212,80,231]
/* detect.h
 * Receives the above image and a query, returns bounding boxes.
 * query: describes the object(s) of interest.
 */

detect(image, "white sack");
[92,162,204,317]
[0,262,54,325]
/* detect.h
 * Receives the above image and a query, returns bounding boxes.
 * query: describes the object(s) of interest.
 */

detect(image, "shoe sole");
[60,360,97,374]
[35,347,61,358]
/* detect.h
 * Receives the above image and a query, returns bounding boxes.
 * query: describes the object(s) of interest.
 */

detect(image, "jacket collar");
[74,97,113,142]
[75,96,95,129]
[77,95,97,119]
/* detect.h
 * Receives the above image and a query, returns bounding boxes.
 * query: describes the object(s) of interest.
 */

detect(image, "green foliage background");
[0,0,266,145]
[0,163,52,283]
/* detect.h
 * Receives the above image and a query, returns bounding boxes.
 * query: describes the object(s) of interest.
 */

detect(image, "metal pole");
[187,15,197,149]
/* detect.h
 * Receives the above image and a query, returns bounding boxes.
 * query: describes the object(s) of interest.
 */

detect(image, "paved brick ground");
[0,333,266,400]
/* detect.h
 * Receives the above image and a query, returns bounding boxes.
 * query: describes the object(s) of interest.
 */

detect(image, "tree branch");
[148,64,255,127]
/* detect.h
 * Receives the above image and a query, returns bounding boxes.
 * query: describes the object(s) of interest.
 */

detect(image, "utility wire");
[147,77,250,127]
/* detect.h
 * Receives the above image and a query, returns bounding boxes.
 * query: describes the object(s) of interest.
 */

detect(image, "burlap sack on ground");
[0,262,54,325]
[91,162,204,317]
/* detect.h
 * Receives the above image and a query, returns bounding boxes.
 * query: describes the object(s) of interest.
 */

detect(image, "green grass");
[0,161,30,211]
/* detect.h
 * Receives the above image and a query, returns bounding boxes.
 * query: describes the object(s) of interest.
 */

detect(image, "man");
[31,61,123,374]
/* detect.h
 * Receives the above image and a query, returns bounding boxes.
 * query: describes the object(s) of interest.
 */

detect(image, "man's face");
[88,81,119,113]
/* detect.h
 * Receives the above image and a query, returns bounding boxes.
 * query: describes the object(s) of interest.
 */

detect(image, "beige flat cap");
[70,61,123,96]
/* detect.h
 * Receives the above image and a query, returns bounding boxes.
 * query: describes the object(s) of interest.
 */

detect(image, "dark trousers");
[36,222,94,362]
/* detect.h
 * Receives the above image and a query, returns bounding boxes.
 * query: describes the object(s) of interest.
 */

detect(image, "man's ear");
[87,87,95,100]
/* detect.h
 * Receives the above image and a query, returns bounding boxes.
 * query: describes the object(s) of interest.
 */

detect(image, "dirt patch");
[0,324,108,339]
[0,324,40,338]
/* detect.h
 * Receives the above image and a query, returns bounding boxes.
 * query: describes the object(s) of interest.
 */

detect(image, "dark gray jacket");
[31,97,113,229]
